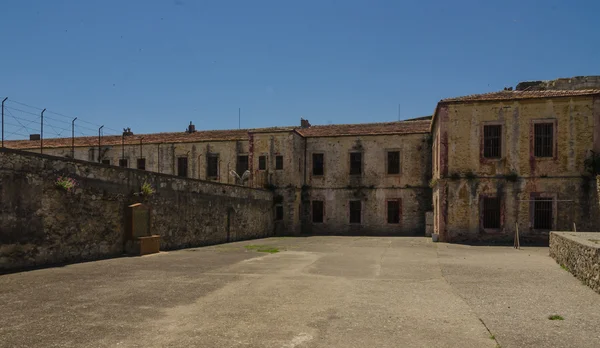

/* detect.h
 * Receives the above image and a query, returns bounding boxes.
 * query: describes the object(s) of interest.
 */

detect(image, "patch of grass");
[548,314,564,321]
[489,334,495,340]
[244,245,280,253]
[560,264,568,271]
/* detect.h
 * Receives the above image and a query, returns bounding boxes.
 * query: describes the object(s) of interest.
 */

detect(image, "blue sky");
[1,0,599,138]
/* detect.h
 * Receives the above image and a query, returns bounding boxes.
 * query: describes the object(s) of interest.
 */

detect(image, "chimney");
[122,127,134,136]
[186,121,196,133]
[300,118,311,128]
[29,134,40,141]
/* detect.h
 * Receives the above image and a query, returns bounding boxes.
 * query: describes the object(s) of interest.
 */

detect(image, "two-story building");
[6,118,432,236]
[431,89,600,243]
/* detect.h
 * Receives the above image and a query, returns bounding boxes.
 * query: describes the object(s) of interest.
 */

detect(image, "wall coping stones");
[549,231,600,294]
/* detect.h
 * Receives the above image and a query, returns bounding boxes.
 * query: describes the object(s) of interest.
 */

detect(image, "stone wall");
[432,95,600,242]
[0,148,274,272]
[516,76,600,91]
[550,232,600,294]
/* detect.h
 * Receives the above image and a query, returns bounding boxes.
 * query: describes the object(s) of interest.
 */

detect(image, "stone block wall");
[0,148,274,272]
[550,232,600,294]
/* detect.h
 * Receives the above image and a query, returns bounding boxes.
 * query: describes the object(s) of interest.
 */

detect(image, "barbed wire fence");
[1,97,123,152]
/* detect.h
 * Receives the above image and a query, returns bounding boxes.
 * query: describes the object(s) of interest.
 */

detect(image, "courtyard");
[0,236,599,348]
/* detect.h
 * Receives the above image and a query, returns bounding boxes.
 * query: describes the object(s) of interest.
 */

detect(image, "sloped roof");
[440,89,600,103]
[4,120,430,150]
[296,120,431,137]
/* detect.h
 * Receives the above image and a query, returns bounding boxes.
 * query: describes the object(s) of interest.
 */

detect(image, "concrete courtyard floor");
[1,237,599,348]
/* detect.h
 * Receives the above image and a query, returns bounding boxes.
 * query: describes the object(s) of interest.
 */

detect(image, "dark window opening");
[207,155,219,178]
[177,157,188,177]
[312,153,324,176]
[483,125,502,158]
[387,200,400,224]
[119,159,128,168]
[350,152,362,175]
[101,159,110,165]
[236,155,248,174]
[312,200,324,223]
[533,198,553,229]
[482,197,501,229]
[275,205,283,221]
[387,151,400,174]
[534,123,554,157]
[275,155,283,170]
[349,200,361,224]
[137,158,146,170]
[258,155,266,170]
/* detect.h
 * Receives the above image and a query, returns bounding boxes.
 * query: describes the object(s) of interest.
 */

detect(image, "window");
[236,155,248,174]
[119,159,128,168]
[387,200,400,224]
[177,157,188,177]
[349,200,361,224]
[312,153,324,176]
[275,205,283,221]
[137,158,146,170]
[101,159,110,165]
[350,152,362,175]
[387,151,400,174]
[534,123,554,157]
[275,155,283,170]
[207,155,219,178]
[312,200,324,223]
[258,155,266,170]
[483,125,502,158]
[482,197,501,229]
[533,198,553,229]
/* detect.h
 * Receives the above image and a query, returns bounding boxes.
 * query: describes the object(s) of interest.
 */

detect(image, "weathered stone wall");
[432,95,600,242]
[0,148,274,271]
[516,76,600,91]
[442,177,599,243]
[550,232,600,294]
[302,133,431,235]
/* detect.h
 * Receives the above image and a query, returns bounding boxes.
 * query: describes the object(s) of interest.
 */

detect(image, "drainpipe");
[98,125,104,162]
[157,143,161,173]
[40,109,46,154]
[1,97,7,148]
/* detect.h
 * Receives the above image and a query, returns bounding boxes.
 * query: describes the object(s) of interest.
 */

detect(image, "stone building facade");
[7,76,600,242]
[6,119,432,237]
[431,89,600,243]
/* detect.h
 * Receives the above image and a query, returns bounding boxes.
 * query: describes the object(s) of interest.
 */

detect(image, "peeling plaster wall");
[0,148,273,271]
[433,96,600,242]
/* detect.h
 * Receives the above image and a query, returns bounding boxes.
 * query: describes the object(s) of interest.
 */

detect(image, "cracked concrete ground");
[1,237,599,348]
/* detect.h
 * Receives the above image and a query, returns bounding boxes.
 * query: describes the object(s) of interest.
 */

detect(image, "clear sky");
[1,0,599,139]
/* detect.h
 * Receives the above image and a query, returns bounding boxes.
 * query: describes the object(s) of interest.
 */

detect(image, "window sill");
[385,173,402,177]
[532,156,556,161]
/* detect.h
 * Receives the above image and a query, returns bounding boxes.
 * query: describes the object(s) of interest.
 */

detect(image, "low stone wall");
[0,148,274,272]
[549,232,600,294]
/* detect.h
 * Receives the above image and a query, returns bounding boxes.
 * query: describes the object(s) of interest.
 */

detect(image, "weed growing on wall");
[140,182,155,196]
[55,176,77,192]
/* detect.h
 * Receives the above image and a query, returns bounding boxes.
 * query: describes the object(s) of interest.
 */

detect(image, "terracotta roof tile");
[4,120,430,150]
[441,89,600,103]
[296,120,431,137]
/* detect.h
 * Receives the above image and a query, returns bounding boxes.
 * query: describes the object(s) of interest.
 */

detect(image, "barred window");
[350,152,362,175]
[207,155,219,177]
[137,158,146,170]
[349,200,361,224]
[312,200,324,223]
[482,197,501,229]
[387,200,400,224]
[534,123,553,157]
[533,198,553,229]
[483,125,502,158]
[387,151,400,174]
[275,155,283,170]
[312,153,324,176]
[258,155,266,170]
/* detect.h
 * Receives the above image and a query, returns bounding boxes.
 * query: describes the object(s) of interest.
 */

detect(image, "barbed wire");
[1,97,122,141]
